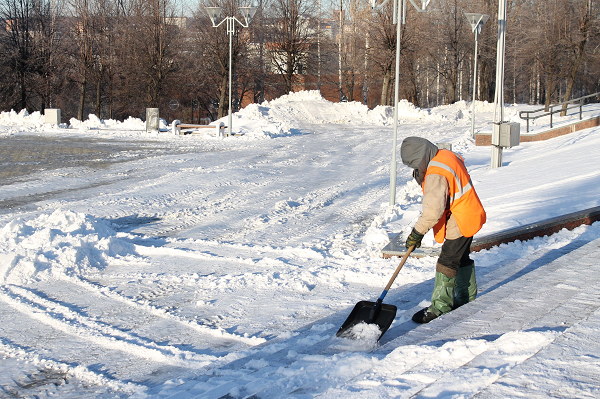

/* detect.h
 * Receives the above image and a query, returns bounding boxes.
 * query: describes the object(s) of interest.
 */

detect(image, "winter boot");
[454,261,477,308]
[412,263,456,324]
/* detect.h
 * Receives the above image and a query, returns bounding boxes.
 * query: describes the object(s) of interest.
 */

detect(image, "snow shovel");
[336,245,414,340]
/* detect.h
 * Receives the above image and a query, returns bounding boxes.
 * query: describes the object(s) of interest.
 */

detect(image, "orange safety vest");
[424,149,486,243]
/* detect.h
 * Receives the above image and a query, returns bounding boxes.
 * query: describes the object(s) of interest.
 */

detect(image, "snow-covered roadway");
[0,92,599,398]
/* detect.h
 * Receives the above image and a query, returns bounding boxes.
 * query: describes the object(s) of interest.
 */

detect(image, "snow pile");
[232,91,433,138]
[394,99,432,120]
[0,91,568,141]
[0,209,137,284]
[363,206,401,254]
[424,100,524,126]
[0,109,45,131]
[69,114,147,131]
[0,109,149,135]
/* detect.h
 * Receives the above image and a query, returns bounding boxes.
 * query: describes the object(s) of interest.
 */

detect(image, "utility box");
[492,122,520,148]
[45,109,61,125]
[146,108,160,133]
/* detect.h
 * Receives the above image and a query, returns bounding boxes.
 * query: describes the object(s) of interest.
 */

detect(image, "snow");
[0,90,599,398]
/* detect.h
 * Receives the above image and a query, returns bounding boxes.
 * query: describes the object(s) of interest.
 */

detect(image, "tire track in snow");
[70,273,265,347]
[220,178,390,252]
[151,292,416,397]
[241,182,346,228]
[118,129,388,247]
[96,168,280,238]
[96,184,239,236]
[0,284,218,368]
[0,270,266,390]
[152,322,344,398]
[0,338,144,397]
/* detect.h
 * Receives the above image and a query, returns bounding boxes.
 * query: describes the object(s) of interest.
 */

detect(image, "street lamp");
[465,12,489,139]
[370,0,432,206]
[490,0,520,169]
[206,5,257,137]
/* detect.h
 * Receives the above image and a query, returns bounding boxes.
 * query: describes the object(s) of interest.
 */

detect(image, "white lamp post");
[491,0,509,168]
[206,5,257,137]
[465,13,489,139]
[487,0,520,168]
[371,0,432,205]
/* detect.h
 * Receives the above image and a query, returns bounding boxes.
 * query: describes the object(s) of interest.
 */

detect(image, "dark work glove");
[405,228,424,249]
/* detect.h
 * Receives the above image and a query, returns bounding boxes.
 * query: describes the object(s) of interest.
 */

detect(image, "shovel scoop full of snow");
[336,300,397,341]
[336,246,413,341]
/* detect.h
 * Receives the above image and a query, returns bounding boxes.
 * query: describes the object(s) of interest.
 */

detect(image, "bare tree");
[561,0,599,114]
[5,0,600,120]
[426,0,471,104]
[535,1,570,109]
[197,0,255,119]
[90,0,117,118]
[69,0,96,120]
[0,0,62,111]
[343,0,370,102]
[31,0,65,110]
[266,0,315,94]
[128,0,181,108]
[369,3,398,106]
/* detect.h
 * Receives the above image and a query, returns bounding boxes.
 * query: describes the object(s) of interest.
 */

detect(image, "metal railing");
[519,92,600,132]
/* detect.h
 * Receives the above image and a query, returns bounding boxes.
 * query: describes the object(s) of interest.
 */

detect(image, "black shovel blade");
[336,300,397,340]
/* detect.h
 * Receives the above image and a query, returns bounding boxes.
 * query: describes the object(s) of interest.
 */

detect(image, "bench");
[171,120,227,136]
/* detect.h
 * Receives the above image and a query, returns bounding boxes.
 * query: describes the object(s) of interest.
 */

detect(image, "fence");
[519,92,600,133]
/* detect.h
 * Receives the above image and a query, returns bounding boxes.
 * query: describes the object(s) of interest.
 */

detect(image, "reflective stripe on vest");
[424,150,486,242]
[427,160,474,204]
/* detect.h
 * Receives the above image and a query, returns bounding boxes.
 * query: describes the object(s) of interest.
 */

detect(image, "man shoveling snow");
[400,137,486,323]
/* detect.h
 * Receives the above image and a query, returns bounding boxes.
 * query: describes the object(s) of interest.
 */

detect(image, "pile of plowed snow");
[0,210,138,284]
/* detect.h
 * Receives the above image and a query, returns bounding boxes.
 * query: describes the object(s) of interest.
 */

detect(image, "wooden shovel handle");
[383,245,414,292]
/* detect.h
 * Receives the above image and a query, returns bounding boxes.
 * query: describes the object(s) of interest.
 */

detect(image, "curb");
[381,206,600,258]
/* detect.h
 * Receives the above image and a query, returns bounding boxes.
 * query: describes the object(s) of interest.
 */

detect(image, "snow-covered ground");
[0,91,599,398]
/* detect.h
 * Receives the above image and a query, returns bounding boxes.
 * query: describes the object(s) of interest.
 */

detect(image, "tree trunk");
[346,70,355,102]
[218,72,228,119]
[78,77,86,121]
[381,67,392,106]
[96,80,102,118]
[19,69,27,111]
[562,40,587,116]
[446,75,457,105]
[285,53,293,93]
[544,74,554,112]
